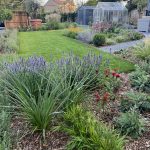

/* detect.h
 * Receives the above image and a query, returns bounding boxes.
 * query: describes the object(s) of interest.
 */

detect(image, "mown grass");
[18,30,134,72]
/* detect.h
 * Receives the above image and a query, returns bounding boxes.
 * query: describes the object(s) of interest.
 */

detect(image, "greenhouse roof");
[78,6,95,10]
[96,2,127,11]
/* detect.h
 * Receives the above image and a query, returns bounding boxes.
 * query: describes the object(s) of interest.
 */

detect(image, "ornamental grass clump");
[1,54,105,133]
[59,105,124,150]
[0,92,11,149]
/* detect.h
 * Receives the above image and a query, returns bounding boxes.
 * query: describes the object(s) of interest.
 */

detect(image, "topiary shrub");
[93,34,106,47]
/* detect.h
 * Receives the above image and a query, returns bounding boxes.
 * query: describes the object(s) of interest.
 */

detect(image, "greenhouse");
[76,6,95,25]
[93,2,128,24]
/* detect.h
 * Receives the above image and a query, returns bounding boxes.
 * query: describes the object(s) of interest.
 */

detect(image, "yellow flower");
[68,27,82,33]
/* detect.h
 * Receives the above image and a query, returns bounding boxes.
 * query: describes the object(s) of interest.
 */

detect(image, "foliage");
[120,91,150,112]
[127,0,147,12]
[45,21,60,30]
[64,31,77,39]
[76,29,95,44]
[2,54,103,132]
[59,105,124,150]
[93,34,106,47]
[45,13,61,22]
[61,12,77,22]
[129,66,150,92]
[115,108,145,138]
[139,57,150,74]
[0,90,11,149]
[0,8,12,21]
[0,30,18,53]
[64,27,82,39]
[133,39,150,59]
[24,0,41,19]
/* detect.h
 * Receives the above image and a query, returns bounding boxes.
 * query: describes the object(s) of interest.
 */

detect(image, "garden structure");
[76,6,95,25]
[93,2,128,24]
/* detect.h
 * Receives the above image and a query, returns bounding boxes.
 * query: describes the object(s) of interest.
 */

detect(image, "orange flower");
[103,92,109,102]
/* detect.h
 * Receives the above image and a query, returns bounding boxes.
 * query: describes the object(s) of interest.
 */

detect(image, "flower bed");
[64,25,144,47]
[0,52,149,149]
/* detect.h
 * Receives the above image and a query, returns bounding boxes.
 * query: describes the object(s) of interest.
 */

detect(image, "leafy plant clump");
[59,105,124,150]
[0,93,11,149]
[120,91,150,112]
[2,54,104,133]
[115,108,145,138]
[129,66,150,92]
[93,34,106,47]
[64,31,77,39]
[0,30,18,53]
[133,39,150,59]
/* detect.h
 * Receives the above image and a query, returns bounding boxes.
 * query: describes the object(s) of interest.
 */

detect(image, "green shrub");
[106,38,116,45]
[115,108,145,138]
[120,91,150,112]
[133,39,150,59]
[115,36,128,43]
[0,30,18,53]
[128,32,144,40]
[59,105,124,150]
[139,57,150,74]
[45,21,60,30]
[129,66,150,92]
[64,31,77,39]
[93,34,106,47]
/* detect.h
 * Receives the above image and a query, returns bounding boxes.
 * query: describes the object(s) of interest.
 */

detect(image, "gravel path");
[100,32,150,53]
[100,39,143,53]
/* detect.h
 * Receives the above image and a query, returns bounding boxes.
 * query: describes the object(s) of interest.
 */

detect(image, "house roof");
[96,2,127,11]
[44,0,66,6]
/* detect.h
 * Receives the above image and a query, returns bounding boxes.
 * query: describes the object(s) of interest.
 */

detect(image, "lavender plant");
[1,53,106,133]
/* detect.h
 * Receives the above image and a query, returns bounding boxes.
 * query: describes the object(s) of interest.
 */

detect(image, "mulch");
[10,73,150,150]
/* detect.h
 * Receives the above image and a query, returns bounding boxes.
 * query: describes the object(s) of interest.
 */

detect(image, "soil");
[10,73,150,150]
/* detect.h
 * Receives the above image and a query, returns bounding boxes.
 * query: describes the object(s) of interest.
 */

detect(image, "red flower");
[103,92,109,102]
[94,91,101,102]
[115,73,121,78]
[104,69,110,77]
[112,71,116,77]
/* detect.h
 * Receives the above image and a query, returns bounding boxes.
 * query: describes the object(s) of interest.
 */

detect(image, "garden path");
[100,32,150,53]
[100,39,143,53]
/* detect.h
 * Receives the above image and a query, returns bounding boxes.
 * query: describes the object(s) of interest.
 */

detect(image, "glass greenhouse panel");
[93,2,128,24]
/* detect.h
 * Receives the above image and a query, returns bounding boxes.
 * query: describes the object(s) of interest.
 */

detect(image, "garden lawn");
[19,30,134,72]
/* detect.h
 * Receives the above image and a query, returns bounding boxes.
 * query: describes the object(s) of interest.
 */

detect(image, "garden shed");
[93,2,128,24]
[76,6,95,25]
